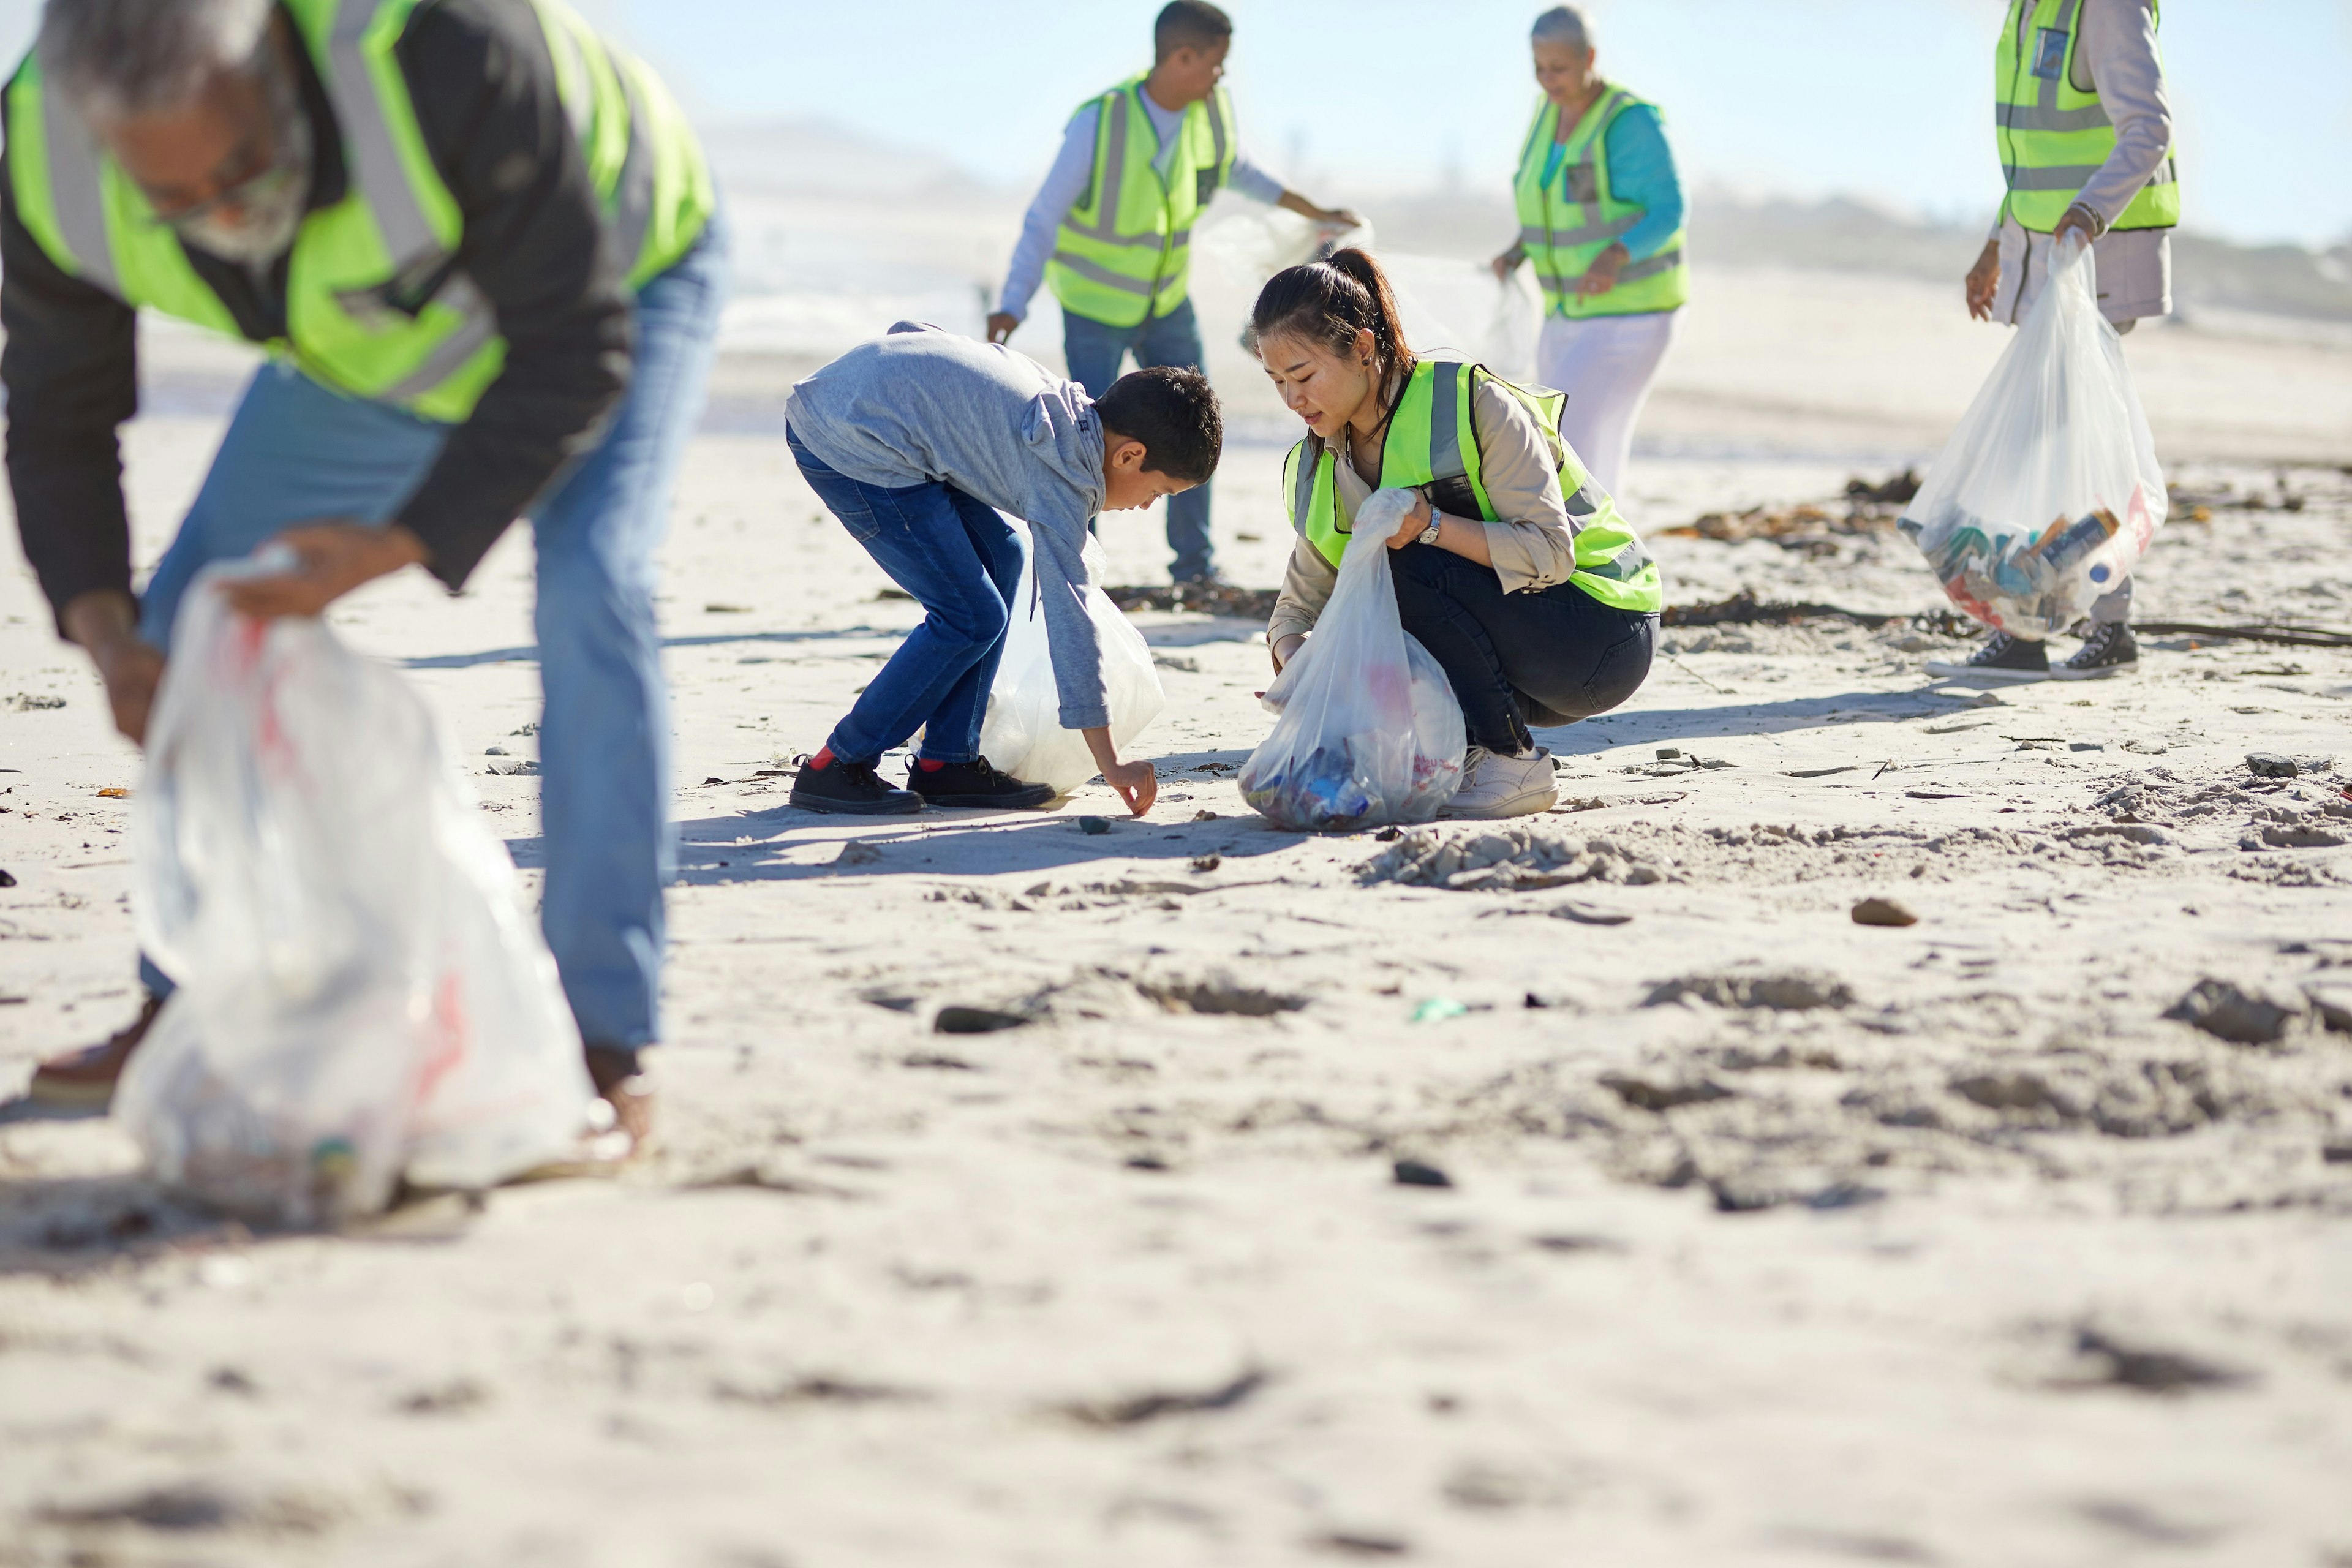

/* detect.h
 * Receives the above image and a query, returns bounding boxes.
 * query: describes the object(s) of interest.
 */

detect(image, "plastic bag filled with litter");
[118,557,594,1227]
[1901,236,2166,639]
[1240,490,1466,830]
[979,521,1165,795]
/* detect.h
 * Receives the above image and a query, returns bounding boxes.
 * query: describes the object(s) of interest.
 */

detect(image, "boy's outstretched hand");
[1084,725,1158,816]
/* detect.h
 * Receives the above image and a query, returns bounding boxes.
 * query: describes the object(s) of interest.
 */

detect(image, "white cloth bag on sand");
[978,521,1165,795]
[1902,236,2166,639]
[1240,490,1466,830]
[119,557,594,1226]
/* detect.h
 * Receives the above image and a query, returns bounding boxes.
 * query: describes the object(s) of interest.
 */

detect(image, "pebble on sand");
[1852,896,1919,927]
[1392,1159,1452,1188]
[2246,753,2299,779]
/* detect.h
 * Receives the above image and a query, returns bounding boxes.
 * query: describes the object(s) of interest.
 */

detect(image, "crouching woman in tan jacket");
[1252,248,1662,818]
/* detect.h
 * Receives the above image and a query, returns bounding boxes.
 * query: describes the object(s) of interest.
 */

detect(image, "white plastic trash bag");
[1901,236,2166,638]
[118,557,595,1226]
[1240,490,1466,830]
[978,521,1165,795]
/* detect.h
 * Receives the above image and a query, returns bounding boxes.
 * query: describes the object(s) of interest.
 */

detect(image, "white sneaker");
[1444,745,1557,819]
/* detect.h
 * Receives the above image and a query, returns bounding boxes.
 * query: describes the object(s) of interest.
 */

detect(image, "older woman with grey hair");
[1491,4,1686,499]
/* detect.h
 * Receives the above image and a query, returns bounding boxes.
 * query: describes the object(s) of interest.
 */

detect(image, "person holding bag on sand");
[1257,250,1661,821]
[1490,5,1687,499]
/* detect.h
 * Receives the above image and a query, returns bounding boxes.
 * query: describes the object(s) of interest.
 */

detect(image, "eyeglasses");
[140,149,303,234]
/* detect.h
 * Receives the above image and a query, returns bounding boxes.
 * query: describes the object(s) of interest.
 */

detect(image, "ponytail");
[1247,246,1414,394]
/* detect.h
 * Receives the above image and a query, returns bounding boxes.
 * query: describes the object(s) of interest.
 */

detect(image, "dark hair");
[1096,364,1223,484]
[1154,1,1232,59]
[1246,247,1414,393]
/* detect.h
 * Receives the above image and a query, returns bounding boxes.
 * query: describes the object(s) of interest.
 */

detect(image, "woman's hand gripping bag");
[117,560,595,1227]
[1901,236,2166,638]
[1240,489,1467,830]
[979,519,1165,795]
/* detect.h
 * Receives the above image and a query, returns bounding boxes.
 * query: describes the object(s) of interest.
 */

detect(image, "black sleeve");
[1,81,142,634]
[391,0,633,591]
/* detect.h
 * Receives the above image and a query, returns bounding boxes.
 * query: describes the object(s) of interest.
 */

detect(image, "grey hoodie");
[784,323,1109,729]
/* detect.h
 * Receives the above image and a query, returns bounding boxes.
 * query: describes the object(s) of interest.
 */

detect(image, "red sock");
[809,747,835,770]
[916,756,949,773]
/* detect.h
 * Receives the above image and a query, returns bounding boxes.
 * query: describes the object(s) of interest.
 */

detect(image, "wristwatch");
[1417,507,1444,548]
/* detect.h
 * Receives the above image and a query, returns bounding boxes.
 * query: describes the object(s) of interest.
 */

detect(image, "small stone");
[2165,978,2300,1045]
[1392,1158,1452,1188]
[0,869,14,888]
[933,1005,1027,1035]
[834,840,883,867]
[1852,896,1918,927]
[1191,810,1219,822]
[1188,854,1222,873]
[484,745,508,756]
[1374,825,1402,842]
[1079,816,1112,835]
[2321,1139,2352,1166]
[2247,753,2298,779]
[1656,747,1681,760]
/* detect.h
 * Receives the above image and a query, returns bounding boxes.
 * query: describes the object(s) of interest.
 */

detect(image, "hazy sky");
[0,1,2340,247]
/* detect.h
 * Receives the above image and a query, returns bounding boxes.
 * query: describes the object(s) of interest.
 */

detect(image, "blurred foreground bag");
[119,560,594,1226]
[1902,237,2166,639]
[1240,490,1466,830]
[978,521,1165,795]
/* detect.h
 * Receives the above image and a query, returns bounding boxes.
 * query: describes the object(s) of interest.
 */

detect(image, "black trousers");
[1389,542,1657,753]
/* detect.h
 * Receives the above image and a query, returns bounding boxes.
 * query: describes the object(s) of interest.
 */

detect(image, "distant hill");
[1365,187,2352,325]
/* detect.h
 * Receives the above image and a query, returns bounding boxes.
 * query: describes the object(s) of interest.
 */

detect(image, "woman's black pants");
[1388,541,1657,753]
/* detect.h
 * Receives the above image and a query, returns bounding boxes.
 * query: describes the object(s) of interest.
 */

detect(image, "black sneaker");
[1924,630,2049,682]
[788,753,922,815]
[908,756,1057,809]
[2054,621,2138,680]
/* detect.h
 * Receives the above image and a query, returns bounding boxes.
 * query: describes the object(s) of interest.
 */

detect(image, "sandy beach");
[2,251,2350,1566]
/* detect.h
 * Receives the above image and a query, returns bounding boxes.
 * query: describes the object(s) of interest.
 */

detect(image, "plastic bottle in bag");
[1240,491,1467,830]
[118,559,594,1226]
[1901,236,2166,638]
[977,519,1166,796]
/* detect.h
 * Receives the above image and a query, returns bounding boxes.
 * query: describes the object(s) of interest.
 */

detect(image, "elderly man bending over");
[6,0,727,1153]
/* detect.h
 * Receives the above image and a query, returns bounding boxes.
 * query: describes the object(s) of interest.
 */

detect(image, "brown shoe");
[584,1046,655,1159]
[26,994,165,1110]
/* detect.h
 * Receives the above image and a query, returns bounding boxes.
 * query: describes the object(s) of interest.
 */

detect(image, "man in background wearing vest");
[6,0,726,1152]
[985,1,1355,587]
[1934,0,2176,685]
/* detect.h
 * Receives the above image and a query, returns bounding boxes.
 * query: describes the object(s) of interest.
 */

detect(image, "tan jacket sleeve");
[1268,533,1337,647]
[1466,377,1580,594]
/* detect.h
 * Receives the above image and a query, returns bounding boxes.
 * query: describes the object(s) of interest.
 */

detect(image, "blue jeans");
[1062,298,1214,580]
[787,430,1023,768]
[135,215,730,1057]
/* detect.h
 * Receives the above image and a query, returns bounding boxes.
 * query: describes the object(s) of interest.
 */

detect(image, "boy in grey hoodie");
[783,323,1222,815]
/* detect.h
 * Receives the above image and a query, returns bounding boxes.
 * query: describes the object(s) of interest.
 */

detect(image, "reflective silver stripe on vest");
[1579,535,1654,583]
[2003,155,2174,193]
[1428,360,1465,481]
[1289,441,1319,537]
[611,63,656,274]
[325,0,440,268]
[1062,90,1132,241]
[1562,481,1599,519]
[1997,99,2110,133]
[32,37,119,295]
[1047,249,1155,294]
[379,273,496,401]
[1523,212,1638,250]
[1616,248,1683,284]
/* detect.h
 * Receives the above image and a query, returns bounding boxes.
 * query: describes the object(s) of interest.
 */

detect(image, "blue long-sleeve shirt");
[1540,100,1683,261]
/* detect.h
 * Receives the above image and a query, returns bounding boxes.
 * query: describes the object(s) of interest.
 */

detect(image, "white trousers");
[1534,308,1680,498]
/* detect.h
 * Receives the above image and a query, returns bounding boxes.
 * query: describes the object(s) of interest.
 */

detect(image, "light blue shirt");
[1540,100,1683,262]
